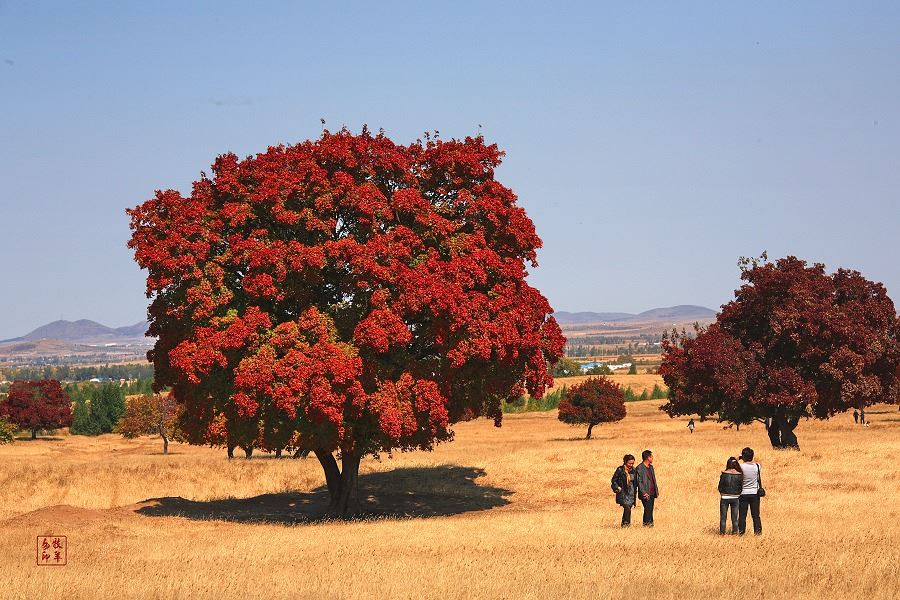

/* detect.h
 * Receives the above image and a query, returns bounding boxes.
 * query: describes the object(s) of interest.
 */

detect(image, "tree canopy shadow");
[134,465,512,525]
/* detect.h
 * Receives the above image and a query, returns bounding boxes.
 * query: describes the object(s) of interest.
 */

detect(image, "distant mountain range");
[1,319,151,344]
[1,306,716,345]
[554,305,716,324]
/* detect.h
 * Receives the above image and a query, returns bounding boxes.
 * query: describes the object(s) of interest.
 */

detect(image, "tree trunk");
[585,423,594,439]
[227,444,235,459]
[31,428,37,440]
[765,412,801,450]
[333,451,361,516]
[315,448,341,502]
[315,448,361,518]
[159,423,169,455]
[275,448,282,458]
[782,416,800,448]
[764,417,781,448]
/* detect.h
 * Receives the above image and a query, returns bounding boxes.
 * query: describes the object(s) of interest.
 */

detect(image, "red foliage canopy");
[127,128,564,469]
[1,380,73,437]
[660,255,900,448]
[557,377,626,438]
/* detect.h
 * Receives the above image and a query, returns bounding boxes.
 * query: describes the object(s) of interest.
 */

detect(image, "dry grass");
[1,400,898,600]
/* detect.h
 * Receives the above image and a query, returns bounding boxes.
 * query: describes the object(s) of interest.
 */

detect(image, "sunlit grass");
[1,400,897,599]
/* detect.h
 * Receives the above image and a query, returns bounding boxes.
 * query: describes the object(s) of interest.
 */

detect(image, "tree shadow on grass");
[134,465,512,525]
[13,436,64,442]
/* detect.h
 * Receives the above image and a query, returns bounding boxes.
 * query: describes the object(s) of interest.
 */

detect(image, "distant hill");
[554,305,716,324]
[112,321,151,338]
[1,319,150,344]
[634,305,717,321]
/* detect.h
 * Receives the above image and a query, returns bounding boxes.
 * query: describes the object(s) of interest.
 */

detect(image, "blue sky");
[1,1,899,339]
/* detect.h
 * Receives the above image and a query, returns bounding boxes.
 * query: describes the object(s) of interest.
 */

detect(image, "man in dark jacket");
[634,449,659,527]
[611,454,637,527]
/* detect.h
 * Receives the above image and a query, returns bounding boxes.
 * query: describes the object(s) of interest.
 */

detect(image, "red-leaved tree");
[127,128,565,515]
[557,377,626,438]
[0,380,73,439]
[660,255,900,449]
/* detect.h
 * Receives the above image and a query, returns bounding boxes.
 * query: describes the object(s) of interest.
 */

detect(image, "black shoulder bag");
[756,464,766,497]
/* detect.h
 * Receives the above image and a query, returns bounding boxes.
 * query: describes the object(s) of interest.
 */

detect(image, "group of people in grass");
[610,446,764,535]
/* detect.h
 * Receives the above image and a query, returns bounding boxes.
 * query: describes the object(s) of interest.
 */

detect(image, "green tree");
[650,384,668,400]
[90,384,126,433]
[552,357,583,378]
[628,363,638,375]
[70,394,101,435]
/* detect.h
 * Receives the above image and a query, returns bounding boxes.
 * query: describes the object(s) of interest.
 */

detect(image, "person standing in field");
[687,418,695,434]
[611,454,637,527]
[738,447,763,535]
[853,409,859,424]
[718,456,743,534]
[860,408,866,425]
[635,449,659,527]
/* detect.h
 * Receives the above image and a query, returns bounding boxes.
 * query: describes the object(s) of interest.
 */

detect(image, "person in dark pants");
[860,408,866,425]
[853,409,859,424]
[738,447,763,535]
[611,454,637,527]
[718,456,743,534]
[634,449,659,527]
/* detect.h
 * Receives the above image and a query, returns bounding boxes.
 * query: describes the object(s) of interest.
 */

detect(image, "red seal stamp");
[36,536,67,566]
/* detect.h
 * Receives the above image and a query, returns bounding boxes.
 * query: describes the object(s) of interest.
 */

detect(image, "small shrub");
[557,377,626,438]
[0,416,16,444]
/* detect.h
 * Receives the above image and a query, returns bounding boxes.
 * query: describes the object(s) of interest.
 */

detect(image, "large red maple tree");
[660,255,900,449]
[1,380,73,439]
[127,128,565,514]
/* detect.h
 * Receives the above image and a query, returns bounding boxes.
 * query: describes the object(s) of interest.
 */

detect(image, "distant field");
[548,373,667,396]
[559,317,715,340]
[2,399,896,599]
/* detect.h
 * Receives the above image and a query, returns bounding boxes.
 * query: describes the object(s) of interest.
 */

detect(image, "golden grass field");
[1,399,898,600]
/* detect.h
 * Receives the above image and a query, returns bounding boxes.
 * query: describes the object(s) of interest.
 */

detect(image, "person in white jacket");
[738,447,763,535]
